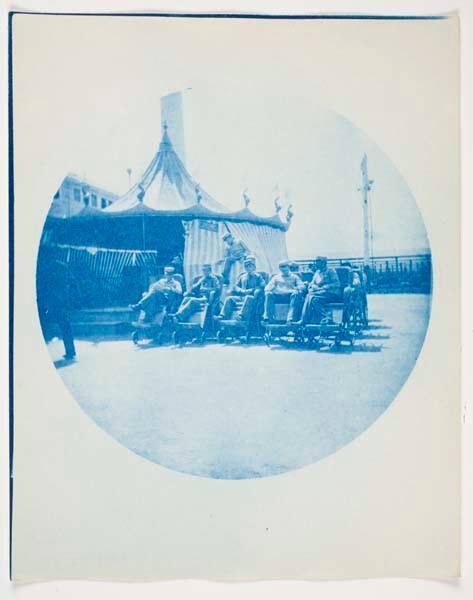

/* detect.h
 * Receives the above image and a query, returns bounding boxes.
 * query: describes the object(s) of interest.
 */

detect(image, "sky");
[43,16,429,259]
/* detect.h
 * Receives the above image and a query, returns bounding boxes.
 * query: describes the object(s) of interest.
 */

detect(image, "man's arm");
[135,284,157,307]
[265,275,277,293]
[256,273,266,289]
[172,280,183,295]
[233,274,246,295]
[324,269,340,292]
[295,275,306,291]
[189,277,204,295]
[308,273,319,293]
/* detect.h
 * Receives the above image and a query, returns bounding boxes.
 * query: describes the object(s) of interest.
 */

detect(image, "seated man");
[342,269,367,322]
[216,256,265,321]
[219,232,250,285]
[263,260,305,323]
[130,266,183,322]
[173,263,221,322]
[300,256,341,324]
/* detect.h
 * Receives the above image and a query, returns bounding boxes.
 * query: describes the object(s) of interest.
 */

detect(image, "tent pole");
[142,214,146,250]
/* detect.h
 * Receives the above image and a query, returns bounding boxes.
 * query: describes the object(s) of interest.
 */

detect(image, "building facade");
[52,173,119,214]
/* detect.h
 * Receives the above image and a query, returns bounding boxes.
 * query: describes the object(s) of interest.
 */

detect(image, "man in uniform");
[130,265,183,321]
[173,263,221,321]
[219,232,250,285]
[300,256,341,324]
[263,260,305,323]
[216,256,265,321]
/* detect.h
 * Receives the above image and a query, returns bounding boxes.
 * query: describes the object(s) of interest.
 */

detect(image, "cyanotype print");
[36,92,431,479]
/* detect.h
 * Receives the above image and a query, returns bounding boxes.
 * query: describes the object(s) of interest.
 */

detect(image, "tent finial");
[286,204,294,223]
[195,183,202,204]
[273,184,282,213]
[243,188,250,208]
[137,183,145,202]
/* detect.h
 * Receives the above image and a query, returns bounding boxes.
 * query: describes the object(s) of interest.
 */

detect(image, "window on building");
[53,190,60,200]
[91,194,97,207]
[84,196,89,207]
[101,197,107,209]
[73,187,81,202]
[63,187,70,200]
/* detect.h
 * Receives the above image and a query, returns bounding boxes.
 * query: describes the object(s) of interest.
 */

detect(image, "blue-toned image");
[36,93,431,479]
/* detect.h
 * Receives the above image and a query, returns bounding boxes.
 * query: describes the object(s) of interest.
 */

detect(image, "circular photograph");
[37,94,431,479]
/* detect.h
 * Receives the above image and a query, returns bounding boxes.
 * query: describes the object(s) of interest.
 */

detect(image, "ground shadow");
[356,333,391,341]
[53,357,77,369]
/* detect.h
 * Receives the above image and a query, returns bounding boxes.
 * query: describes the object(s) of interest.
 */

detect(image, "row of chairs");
[132,267,369,349]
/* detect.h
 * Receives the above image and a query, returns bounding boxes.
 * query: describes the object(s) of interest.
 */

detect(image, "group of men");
[130,242,354,327]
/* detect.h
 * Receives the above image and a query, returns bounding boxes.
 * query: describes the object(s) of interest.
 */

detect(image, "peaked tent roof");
[105,125,229,214]
[48,125,291,231]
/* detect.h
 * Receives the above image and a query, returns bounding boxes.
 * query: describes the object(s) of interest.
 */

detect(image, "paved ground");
[48,294,431,479]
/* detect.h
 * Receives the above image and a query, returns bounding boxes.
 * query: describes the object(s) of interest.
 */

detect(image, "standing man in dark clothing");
[300,256,341,324]
[173,264,221,321]
[216,256,265,320]
[37,255,77,360]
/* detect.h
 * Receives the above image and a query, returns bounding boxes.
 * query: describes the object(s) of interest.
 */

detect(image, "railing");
[294,254,432,294]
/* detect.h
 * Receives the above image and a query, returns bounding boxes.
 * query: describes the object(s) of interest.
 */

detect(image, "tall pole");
[359,154,374,266]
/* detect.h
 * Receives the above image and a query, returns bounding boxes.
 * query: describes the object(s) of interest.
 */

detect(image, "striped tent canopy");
[45,124,292,287]
[105,124,228,214]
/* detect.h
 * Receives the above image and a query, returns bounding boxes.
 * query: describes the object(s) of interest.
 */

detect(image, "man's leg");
[250,289,264,320]
[58,311,76,358]
[263,292,275,321]
[176,297,204,321]
[136,289,166,312]
[219,295,239,318]
[166,291,182,314]
[174,296,191,319]
[239,295,255,320]
[301,292,315,324]
[342,286,354,323]
[311,291,340,323]
[222,258,235,285]
[287,291,303,322]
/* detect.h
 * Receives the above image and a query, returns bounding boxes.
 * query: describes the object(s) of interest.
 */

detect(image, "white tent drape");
[183,219,288,287]
[183,220,227,286]
[225,222,288,278]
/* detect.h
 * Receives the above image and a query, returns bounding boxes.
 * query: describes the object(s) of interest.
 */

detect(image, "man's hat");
[202,263,212,269]
[279,260,290,268]
[222,232,233,241]
[244,255,256,266]
[315,255,328,262]
[164,266,175,274]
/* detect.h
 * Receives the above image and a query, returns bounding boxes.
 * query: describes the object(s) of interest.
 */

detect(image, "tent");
[42,125,292,303]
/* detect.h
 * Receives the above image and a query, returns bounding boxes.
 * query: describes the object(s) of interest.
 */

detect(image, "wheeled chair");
[172,276,223,345]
